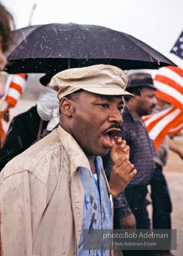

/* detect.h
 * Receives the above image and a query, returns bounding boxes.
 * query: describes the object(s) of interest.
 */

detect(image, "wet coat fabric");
[0,126,112,256]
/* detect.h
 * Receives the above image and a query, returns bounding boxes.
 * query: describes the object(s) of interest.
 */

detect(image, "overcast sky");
[1,0,183,68]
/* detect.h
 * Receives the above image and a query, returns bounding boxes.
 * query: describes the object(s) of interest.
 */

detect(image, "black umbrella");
[5,23,176,75]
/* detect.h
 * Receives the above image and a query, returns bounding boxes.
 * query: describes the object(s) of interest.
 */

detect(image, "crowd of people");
[0,2,182,256]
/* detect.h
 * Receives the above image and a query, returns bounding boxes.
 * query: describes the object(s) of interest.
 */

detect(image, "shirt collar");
[94,156,103,173]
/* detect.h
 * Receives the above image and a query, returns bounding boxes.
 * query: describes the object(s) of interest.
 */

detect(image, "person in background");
[0,2,14,71]
[151,97,181,256]
[104,72,157,256]
[0,85,59,171]
[0,2,15,145]
[0,64,137,256]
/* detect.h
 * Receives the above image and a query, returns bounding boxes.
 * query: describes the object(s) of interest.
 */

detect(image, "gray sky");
[1,0,183,68]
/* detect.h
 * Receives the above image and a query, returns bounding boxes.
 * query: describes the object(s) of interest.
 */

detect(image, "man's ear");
[130,94,139,103]
[59,97,75,117]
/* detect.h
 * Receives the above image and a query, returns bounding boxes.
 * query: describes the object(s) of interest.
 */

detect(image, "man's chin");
[84,146,110,158]
[100,147,111,156]
[146,109,154,115]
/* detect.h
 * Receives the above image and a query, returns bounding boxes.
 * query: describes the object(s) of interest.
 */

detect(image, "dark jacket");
[0,106,48,171]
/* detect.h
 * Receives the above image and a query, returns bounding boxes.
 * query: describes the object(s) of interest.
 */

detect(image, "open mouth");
[102,128,121,149]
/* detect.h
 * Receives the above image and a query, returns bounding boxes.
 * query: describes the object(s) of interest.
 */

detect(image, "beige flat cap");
[50,64,132,100]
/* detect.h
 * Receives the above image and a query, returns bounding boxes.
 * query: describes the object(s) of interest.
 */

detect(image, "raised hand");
[109,156,137,198]
[110,136,130,164]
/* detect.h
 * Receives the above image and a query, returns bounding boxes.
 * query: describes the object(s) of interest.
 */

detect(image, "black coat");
[0,106,48,171]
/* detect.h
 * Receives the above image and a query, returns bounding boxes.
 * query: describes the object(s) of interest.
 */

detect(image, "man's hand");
[110,137,130,164]
[109,157,137,198]
[119,214,136,229]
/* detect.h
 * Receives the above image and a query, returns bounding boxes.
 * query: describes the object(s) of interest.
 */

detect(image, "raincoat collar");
[57,125,92,177]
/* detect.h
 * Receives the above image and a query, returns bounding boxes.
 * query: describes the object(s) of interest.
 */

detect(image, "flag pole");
[28,3,37,26]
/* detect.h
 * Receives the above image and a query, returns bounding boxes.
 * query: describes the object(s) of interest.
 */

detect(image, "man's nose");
[152,96,157,105]
[108,109,123,124]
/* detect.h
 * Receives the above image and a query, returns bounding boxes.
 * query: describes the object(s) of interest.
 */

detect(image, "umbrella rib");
[74,23,89,59]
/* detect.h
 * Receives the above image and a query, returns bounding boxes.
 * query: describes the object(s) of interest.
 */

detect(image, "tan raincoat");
[0,126,112,256]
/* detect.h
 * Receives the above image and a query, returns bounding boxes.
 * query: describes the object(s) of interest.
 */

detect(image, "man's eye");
[145,94,155,99]
[99,104,109,108]
[118,106,123,112]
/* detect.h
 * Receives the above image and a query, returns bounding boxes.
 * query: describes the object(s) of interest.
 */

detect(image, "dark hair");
[124,87,142,102]
[65,89,83,101]
[0,3,15,52]
[59,90,83,114]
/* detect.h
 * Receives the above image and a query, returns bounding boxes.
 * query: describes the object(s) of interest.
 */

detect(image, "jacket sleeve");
[0,170,47,256]
[0,116,33,171]
[0,171,33,256]
[113,191,133,218]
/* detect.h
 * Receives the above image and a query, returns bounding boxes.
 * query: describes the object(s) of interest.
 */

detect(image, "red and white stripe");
[143,66,183,151]
[4,74,27,108]
[0,74,27,147]
[168,120,183,135]
[153,66,183,111]
[0,118,9,147]
[144,106,183,151]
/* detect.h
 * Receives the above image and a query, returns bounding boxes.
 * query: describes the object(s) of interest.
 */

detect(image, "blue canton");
[170,30,183,60]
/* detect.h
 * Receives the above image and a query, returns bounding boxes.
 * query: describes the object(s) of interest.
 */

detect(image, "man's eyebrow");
[99,95,124,103]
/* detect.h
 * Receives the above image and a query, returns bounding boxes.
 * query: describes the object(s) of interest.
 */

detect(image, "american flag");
[0,74,28,147]
[170,30,183,60]
[4,74,28,108]
[143,66,183,151]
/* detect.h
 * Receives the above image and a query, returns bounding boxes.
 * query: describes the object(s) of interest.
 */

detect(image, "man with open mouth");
[0,64,137,256]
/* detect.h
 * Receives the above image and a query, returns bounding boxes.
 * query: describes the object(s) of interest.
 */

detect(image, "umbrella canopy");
[5,23,176,75]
